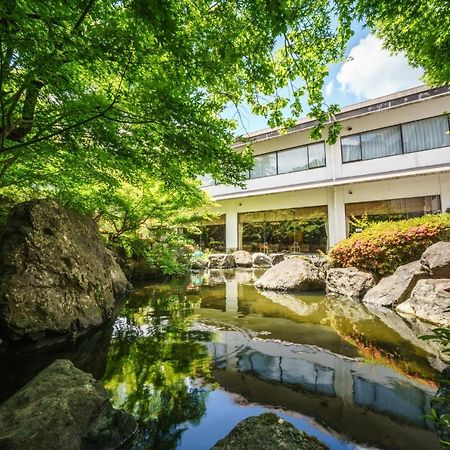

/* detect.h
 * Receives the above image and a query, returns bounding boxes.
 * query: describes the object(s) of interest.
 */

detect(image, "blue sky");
[223,23,424,135]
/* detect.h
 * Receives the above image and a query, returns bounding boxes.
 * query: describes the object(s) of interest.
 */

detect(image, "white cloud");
[324,80,334,97]
[336,34,423,100]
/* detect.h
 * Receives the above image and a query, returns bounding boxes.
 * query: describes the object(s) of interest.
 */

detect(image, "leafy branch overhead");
[0,0,448,216]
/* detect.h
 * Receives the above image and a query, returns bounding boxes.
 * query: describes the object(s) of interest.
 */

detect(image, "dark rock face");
[363,261,427,307]
[326,267,376,301]
[396,279,450,326]
[232,250,253,267]
[0,359,136,450]
[420,241,450,278]
[0,199,132,343]
[212,412,328,450]
[209,253,235,269]
[270,253,285,266]
[190,257,209,270]
[255,257,325,291]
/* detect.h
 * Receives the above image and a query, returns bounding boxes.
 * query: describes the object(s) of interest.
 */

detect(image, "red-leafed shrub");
[329,214,450,276]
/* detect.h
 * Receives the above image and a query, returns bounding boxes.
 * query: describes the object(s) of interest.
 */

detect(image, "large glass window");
[341,135,361,162]
[361,125,402,159]
[249,153,277,179]
[278,146,308,174]
[402,116,450,153]
[308,142,326,168]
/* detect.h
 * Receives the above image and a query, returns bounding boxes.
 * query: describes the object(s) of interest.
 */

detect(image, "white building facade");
[201,86,450,252]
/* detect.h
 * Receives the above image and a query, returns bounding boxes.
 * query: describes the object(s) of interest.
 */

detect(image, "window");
[402,116,450,153]
[341,115,450,163]
[278,146,308,174]
[308,142,326,168]
[361,125,402,159]
[341,135,361,162]
[249,153,277,179]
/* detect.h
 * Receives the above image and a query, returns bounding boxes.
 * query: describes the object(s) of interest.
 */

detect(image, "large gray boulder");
[420,241,450,278]
[190,257,209,270]
[208,253,235,269]
[362,261,427,307]
[396,279,450,326]
[252,252,272,268]
[326,267,376,301]
[254,257,325,291]
[232,250,253,267]
[212,412,327,450]
[0,199,131,343]
[0,359,136,450]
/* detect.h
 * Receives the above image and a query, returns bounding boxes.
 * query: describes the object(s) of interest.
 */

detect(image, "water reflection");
[102,269,444,450]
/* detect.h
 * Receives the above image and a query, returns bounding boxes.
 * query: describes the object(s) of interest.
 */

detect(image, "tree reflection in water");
[102,289,214,449]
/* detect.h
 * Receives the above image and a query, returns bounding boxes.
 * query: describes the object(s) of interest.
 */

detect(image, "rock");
[208,253,235,269]
[212,412,327,450]
[270,253,285,266]
[420,241,450,278]
[190,258,209,270]
[254,258,325,292]
[232,250,253,267]
[0,199,132,343]
[396,279,450,326]
[0,359,136,450]
[431,366,450,444]
[252,252,273,268]
[363,261,427,307]
[326,267,376,301]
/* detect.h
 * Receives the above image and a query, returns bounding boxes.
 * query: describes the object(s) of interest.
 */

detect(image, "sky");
[223,23,424,135]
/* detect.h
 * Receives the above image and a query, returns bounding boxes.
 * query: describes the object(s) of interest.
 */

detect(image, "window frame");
[340,114,450,164]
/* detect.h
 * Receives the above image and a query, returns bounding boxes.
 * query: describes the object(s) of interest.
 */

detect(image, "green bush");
[329,214,450,276]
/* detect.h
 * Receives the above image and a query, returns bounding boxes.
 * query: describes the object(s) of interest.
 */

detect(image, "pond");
[0,269,444,449]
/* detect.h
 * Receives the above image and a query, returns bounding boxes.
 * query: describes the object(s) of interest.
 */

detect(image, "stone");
[190,258,209,270]
[208,253,236,269]
[0,359,136,450]
[259,290,320,316]
[254,257,325,291]
[362,261,427,307]
[270,253,285,266]
[420,241,450,278]
[396,279,450,326]
[212,412,328,450]
[0,199,132,343]
[326,267,376,301]
[232,250,253,267]
[252,252,273,268]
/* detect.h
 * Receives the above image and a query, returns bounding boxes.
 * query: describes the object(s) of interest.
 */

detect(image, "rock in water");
[326,267,375,301]
[0,199,132,342]
[252,252,272,268]
[232,250,253,267]
[0,359,136,450]
[362,261,427,307]
[208,253,235,269]
[212,412,328,450]
[420,241,450,278]
[396,279,450,326]
[254,257,325,291]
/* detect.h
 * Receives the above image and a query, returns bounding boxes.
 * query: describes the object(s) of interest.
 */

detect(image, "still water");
[101,269,444,450]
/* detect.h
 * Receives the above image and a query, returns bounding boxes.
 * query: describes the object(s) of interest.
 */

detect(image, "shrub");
[329,214,450,276]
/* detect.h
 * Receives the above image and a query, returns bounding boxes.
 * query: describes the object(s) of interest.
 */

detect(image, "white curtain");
[278,146,308,173]
[361,125,402,159]
[402,116,450,153]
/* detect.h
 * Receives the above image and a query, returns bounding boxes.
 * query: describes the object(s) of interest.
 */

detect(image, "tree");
[0,0,353,200]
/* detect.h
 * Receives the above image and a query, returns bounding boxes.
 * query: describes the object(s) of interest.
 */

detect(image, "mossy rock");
[212,412,328,450]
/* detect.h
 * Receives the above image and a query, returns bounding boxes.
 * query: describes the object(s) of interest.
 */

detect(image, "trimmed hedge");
[329,214,450,277]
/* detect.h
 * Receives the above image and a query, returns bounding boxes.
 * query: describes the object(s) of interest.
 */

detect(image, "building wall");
[201,89,450,251]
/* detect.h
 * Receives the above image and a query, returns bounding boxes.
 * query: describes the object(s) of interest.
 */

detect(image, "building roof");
[235,85,450,146]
